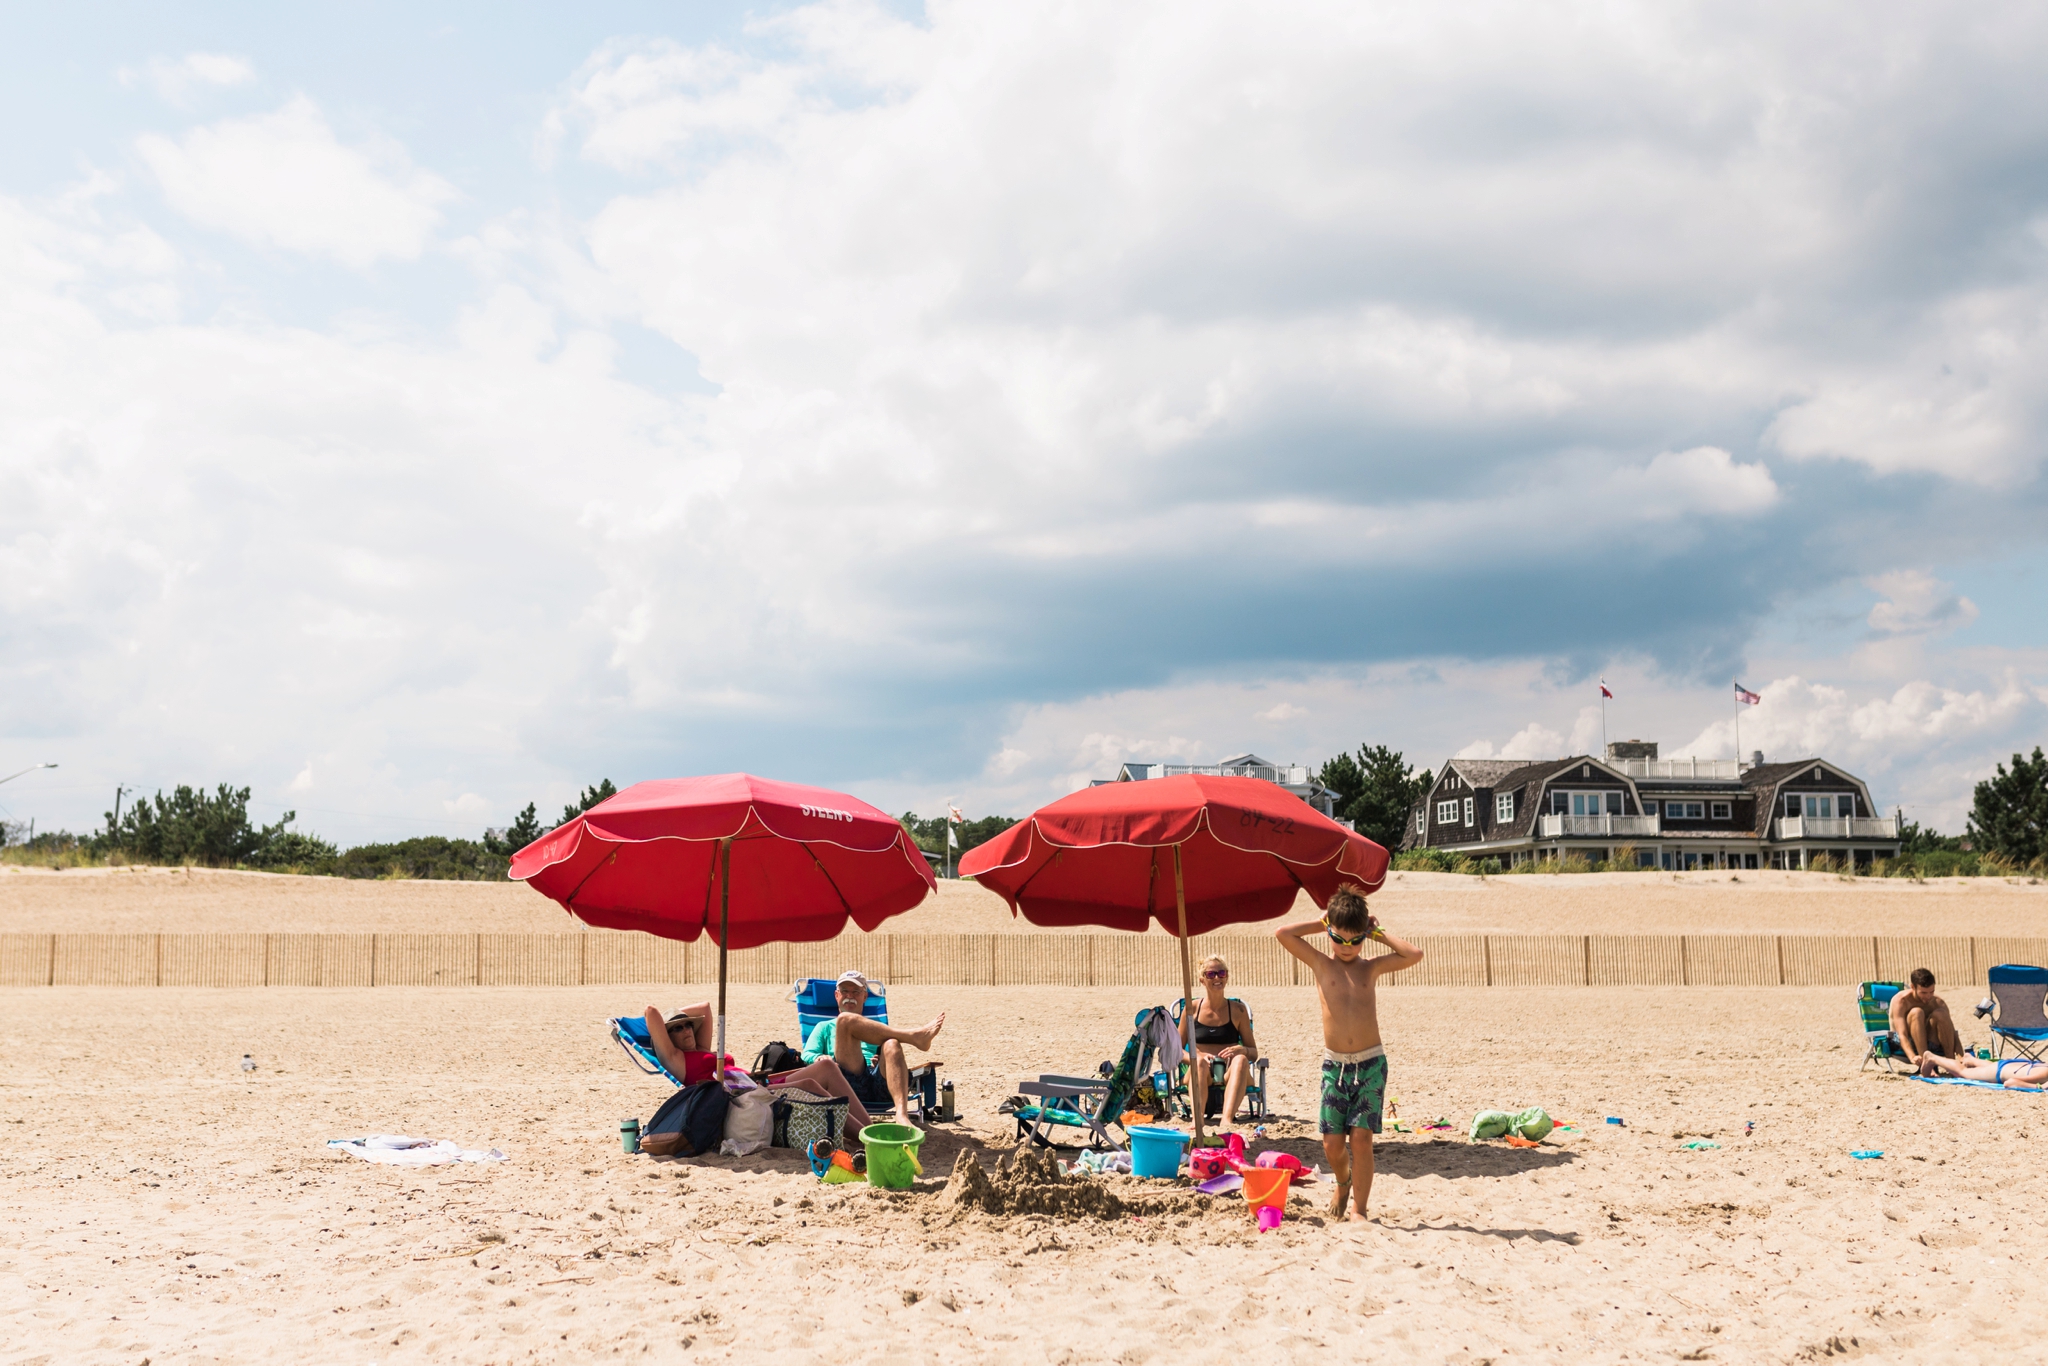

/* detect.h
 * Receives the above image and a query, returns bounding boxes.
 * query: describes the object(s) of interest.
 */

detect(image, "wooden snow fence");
[1,931,2029,988]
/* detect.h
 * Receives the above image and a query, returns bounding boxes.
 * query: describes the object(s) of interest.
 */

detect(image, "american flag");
[1599,679,1613,699]
[1735,683,1762,706]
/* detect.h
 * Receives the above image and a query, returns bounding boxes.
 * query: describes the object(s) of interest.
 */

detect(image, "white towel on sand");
[327,1135,508,1166]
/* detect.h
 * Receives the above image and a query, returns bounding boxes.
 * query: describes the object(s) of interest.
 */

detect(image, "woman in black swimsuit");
[1182,955,1259,1125]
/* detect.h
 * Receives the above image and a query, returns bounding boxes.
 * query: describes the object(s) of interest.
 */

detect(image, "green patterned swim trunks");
[1319,1047,1387,1136]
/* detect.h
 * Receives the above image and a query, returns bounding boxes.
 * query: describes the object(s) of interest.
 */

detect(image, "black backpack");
[641,1081,730,1158]
[751,1041,806,1079]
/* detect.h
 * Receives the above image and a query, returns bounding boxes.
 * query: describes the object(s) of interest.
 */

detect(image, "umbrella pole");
[715,837,731,1070]
[1173,845,1200,1146]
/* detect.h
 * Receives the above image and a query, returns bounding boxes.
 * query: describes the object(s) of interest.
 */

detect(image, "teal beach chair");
[1859,982,1907,1073]
[1011,1006,1169,1150]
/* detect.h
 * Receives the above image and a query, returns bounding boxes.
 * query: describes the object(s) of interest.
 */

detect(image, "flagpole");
[1734,683,1741,769]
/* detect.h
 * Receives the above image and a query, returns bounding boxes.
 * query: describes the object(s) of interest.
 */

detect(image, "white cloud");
[288,761,314,793]
[1678,674,2038,775]
[121,52,256,105]
[1620,447,1779,518]
[1866,571,1979,637]
[137,98,454,266]
[1259,702,1306,722]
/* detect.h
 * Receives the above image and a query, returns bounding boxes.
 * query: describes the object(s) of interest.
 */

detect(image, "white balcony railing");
[1772,816,1898,841]
[1538,814,1662,838]
[1161,762,1313,786]
[1612,758,1742,779]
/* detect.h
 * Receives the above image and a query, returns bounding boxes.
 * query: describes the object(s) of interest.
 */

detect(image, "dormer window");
[1463,797,1474,826]
[1436,800,1458,824]
[1496,793,1514,821]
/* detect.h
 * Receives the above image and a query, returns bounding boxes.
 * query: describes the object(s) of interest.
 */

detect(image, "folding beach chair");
[1858,982,1907,1073]
[788,977,942,1116]
[1167,997,1272,1122]
[1985,965,2048,1063]
[1011,1006,1169,1151]
[611,1014,684,1084]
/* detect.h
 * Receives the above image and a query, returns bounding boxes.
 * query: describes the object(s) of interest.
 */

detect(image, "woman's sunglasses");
[1201,969,1229,980]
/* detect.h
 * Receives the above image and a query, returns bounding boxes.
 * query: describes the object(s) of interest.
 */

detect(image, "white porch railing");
[1538,814,1661,838]
[1611,758,1742,779]
[1161,762,1313,786]
[1772,816,1898,840]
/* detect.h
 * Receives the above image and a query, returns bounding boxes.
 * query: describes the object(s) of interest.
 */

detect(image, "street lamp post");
[0,762,58,787]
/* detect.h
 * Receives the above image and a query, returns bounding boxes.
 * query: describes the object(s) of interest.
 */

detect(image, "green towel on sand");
[1470,1107,1554,1141]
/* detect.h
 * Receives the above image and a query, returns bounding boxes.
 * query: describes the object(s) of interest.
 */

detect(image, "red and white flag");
[1599,679,1613,700]
[948,804,964,824]
[1735,683,1762,706]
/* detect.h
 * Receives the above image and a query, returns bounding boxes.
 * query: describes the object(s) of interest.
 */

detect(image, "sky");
[3,0,2047,847]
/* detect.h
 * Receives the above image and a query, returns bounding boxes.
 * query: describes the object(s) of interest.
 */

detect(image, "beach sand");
[6,863,2047,936]
[3,979,2041,1363]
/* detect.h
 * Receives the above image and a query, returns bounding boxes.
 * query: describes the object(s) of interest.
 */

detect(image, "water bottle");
[939,1080,957,1122]
[620,1118,640,1154]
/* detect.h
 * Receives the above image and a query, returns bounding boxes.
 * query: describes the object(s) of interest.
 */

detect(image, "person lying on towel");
[799,971,946,1127]
[1918,1053,2046,1090]
[642,1003,885,1129]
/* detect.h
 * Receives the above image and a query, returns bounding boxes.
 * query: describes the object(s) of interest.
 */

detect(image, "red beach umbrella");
[959,774,1389,1140]
[510,773,936,1061]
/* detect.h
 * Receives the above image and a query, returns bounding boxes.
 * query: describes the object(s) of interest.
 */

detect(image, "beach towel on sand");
[328,1136,509,1166]
[1910,1076,2040,1092]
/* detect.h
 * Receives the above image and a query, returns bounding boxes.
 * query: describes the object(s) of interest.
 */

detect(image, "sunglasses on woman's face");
[1201,969,1228,980]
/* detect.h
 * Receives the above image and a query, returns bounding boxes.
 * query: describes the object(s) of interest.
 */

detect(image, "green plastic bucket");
[859,1123,926,1189]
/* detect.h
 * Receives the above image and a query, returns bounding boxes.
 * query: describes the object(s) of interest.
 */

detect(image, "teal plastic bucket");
[1127,1125,1190,1179]
[859,1123,926,1189]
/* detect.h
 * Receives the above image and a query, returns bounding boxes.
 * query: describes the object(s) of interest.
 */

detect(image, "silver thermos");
[939,1080,957,1122]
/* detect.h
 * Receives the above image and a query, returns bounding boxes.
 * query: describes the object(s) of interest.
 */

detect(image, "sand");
[3,980,2043,1362]
[6,863,2047,936]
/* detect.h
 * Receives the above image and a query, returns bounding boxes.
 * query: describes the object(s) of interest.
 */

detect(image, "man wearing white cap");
[799,971,946,1126]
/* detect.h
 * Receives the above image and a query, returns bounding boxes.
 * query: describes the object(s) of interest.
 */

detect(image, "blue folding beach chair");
[1858,982,1907,1074]
[788,978,941,1115]
[1985,965,2048,1063]
[611,1015,684,1084]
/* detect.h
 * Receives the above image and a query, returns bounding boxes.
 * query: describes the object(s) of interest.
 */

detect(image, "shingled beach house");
[1400,741,1901,871]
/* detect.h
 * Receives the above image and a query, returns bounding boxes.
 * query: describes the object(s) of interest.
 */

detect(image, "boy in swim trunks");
[1277,885,1424,1223]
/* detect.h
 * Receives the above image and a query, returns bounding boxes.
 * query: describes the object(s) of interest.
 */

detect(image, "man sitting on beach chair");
[1889,968,1963,1074]
[800,971,946,1127]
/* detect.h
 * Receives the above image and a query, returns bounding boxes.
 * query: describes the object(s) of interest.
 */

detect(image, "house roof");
[1444,758,1550,790]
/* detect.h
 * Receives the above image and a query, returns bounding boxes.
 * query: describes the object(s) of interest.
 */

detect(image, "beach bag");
[642,1081,730,1158]
[721,1086,775,1157]
[752,1041,806,1079]
[772,1091,850,1151]
[1511,1107,1554,1141]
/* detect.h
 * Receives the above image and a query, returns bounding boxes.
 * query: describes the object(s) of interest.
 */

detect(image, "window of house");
[1802,796,1834,819]
[1643,800,1661,817]
[1568,792,1623,817]
[1496,793,1514,822]
[1669,801,1704,819]
[1436,800,1458,824]
[1463,796,1474,826]
[1710,801,1731,820]
[1416,809,1427,835]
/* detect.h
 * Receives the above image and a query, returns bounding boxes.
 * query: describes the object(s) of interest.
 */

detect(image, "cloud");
[121,52,256,105]
[137,98,454,266]
[7,3,2048,845]
[1678,674,2039,774]
[1866,571,1979,637]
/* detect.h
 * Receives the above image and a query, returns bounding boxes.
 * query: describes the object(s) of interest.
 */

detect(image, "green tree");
[562,779,619,826]
[1317,745,1430,850]
[1968,746,2047,863]
[100,783,330,868]
[485,802,545,855]
[1896,810,1964,856]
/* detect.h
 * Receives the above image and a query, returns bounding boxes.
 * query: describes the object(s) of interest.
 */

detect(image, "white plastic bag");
[720,1085,774,1157]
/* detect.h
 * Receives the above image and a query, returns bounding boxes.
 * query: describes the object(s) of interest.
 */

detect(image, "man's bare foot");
[893,1108,913,1127]
[907,1014,946,1051]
